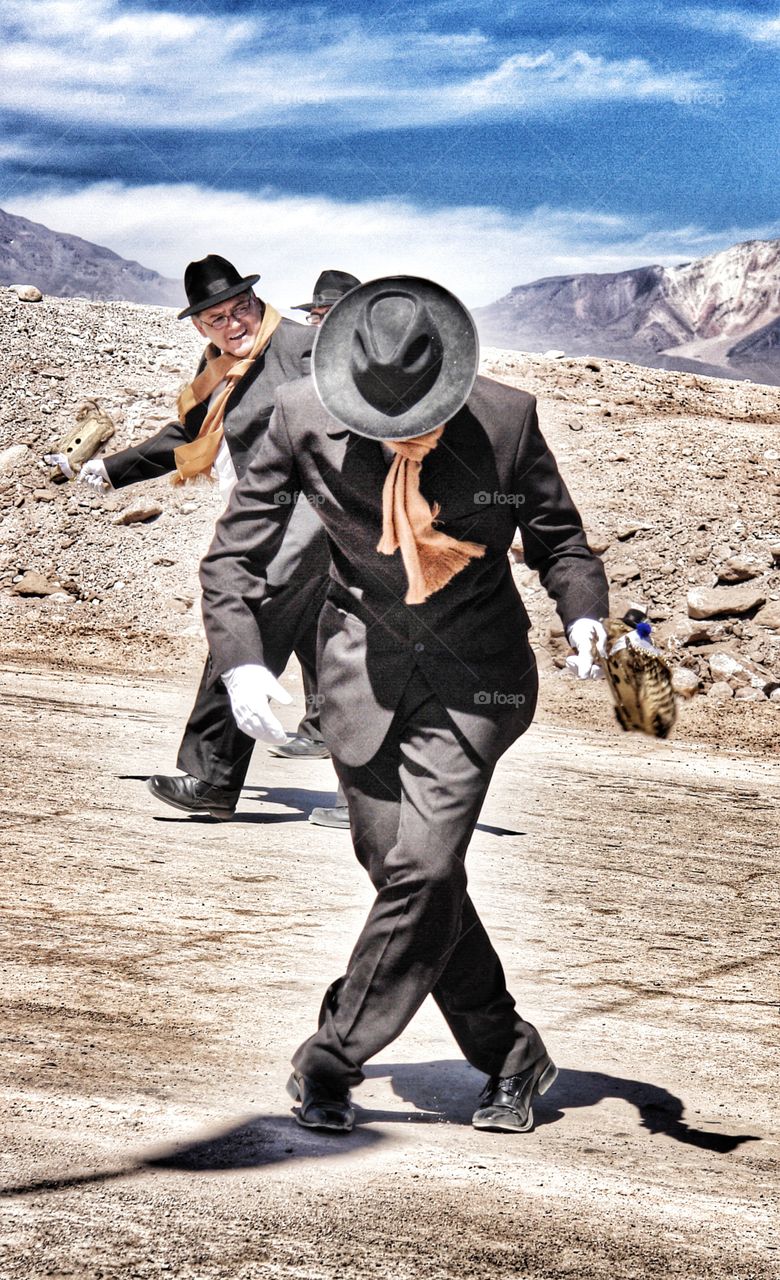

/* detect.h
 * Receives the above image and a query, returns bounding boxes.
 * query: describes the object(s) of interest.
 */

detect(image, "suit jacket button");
[414,642,425,653]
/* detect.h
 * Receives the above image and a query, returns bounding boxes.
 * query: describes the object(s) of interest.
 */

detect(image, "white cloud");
[6,181,776,309]
[0,0,717,129]
[448,49,706,114]
[682,8,780,46]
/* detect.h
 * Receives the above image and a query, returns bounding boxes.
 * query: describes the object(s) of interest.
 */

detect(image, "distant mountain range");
[474,238,780,384]
[0,206,181,307]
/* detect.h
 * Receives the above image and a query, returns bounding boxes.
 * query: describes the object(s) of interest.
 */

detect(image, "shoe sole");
[146,779,236,821]
[267,744,331,759]
[472,1061,558,1134]
[307,814,350,829]
[286,1073,354,1133]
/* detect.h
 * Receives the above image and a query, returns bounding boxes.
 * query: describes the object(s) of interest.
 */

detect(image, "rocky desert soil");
[0,287,778,1279]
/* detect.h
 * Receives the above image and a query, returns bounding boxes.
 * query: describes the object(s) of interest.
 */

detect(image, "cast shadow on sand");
[368,1060,761,1155]
[0,1059,759,1198]
[122,776,524,834]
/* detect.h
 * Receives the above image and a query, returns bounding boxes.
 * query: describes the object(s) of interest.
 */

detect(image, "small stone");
[543,349,566,359]
[687,585,766,620]
[769,688,780,703]
[587,532,611,555]
[586,397,602,407]
[11,284,43,302]
[12,571,60,597]
[608,559,641,585]
[113,502,163,526]
[32,489,56,502]
[717,556,762,584]
[551,389,567,401]
[755,602,780,630]
[616,521,651,541]
[671,667,699,698]
[0,444,29,475]
[733,687,766,702]
[708,681,734,700]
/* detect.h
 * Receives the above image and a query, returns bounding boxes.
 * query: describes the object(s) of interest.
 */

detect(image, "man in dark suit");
[79,254,345,823]
[199,276,609,1133]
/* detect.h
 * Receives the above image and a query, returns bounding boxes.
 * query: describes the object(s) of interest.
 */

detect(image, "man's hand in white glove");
[43,451,75,480]
[222,664,292,743]
[77,459,112,492]
[565,618,608,679]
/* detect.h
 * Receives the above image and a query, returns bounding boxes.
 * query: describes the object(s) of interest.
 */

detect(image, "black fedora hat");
[312,276,478,440]
[292,269,361,312]
[177,254,260,319]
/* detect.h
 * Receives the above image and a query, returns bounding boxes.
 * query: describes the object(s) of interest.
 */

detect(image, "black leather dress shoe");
[308,805,350,829]
[286,1072,354,1132]
[267,735,331,760]
[147,774,240,820]
[472,1056,558,1133]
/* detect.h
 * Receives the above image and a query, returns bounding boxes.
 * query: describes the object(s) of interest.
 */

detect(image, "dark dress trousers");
[104,319,332,790]
[200,374,609,1087]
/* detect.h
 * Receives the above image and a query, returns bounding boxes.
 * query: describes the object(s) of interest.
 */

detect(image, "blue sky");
[0,0,778,306]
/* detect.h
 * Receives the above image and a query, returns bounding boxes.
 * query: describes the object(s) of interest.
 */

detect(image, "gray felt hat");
[311,275,478,440]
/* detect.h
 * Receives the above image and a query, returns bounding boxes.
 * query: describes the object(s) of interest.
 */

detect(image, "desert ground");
[0,288,778,1278]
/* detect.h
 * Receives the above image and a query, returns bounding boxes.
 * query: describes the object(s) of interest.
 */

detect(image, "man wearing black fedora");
[200,275,609,1134]
[291,269,361,327]
[79,253,344,824]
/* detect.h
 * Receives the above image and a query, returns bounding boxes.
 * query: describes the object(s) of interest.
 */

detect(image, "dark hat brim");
[311,276,479,441]
[177,274,261,320]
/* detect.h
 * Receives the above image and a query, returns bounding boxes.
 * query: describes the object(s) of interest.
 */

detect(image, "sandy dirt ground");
[0,661,777,1279]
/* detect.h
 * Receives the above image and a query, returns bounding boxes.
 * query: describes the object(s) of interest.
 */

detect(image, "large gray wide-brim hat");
[312,275,479,441]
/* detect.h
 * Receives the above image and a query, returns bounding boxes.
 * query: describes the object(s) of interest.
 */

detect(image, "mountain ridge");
[474,237,780,385]
[0,206,182,307]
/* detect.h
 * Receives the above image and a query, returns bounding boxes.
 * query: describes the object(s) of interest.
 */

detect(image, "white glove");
[223,664,292,743]
[565,618,608,679]
[43,451,75,480]
[77,459,112,492]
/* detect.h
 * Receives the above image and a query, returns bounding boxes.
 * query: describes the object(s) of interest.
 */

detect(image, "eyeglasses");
[200,296,255,331]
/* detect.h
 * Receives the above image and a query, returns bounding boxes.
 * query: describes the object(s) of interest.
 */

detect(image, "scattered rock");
[0,444,30,475]
[708,650,774,692]
[113,502,163,526]
[543,349,566,359]
[32,489,56,502]
[616,521,652,541]
[671,667,699,698]
[608,559,641,585]
[754,601,780,630]
[12,571,60,597]
[717,555,763,584]
[708,681,734,700]
[687,585,766,620]
[11,284,43,302]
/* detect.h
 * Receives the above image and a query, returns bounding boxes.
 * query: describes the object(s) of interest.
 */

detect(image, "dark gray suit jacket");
[201,374,609,766]
[103,318,313,489]
[102,317,329,586]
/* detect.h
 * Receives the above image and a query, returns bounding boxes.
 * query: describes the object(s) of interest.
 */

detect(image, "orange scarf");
[377,427,485,604]
[172,303,282,483]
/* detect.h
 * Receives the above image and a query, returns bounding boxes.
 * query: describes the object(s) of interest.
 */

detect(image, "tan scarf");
[171,303,282,483]
[376,427,485,604]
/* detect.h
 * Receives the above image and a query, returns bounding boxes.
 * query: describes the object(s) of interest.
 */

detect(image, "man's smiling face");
[193,291,262,357]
